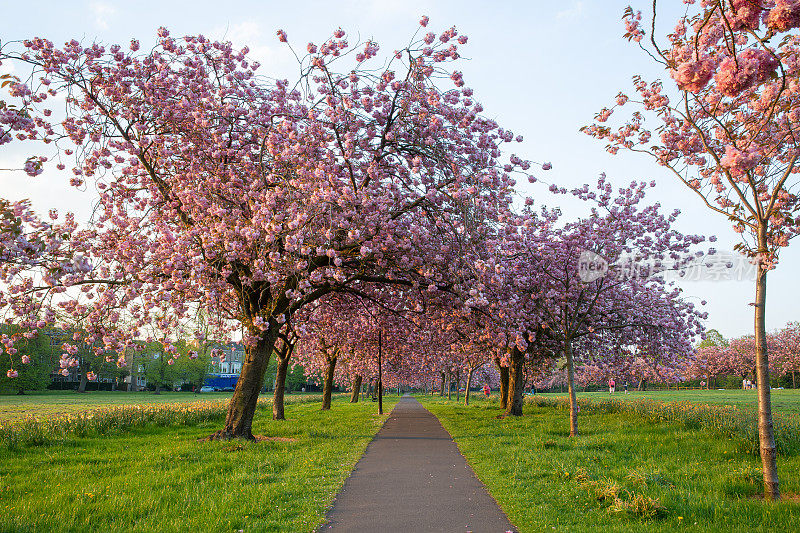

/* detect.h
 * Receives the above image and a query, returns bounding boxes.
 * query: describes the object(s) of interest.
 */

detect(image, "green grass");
[0,391,239,421]
[537,389,800,415]
[0,396,394,532]
[419,395,800,533]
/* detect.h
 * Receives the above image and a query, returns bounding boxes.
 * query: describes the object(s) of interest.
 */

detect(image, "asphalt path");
[321,396,515,532]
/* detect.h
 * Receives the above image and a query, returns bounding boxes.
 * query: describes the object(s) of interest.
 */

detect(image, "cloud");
[90,1,116,30]
[556,1,585,20]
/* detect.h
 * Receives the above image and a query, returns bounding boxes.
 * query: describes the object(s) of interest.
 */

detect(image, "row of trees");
[2,1,799,499]
[690,324,800,388]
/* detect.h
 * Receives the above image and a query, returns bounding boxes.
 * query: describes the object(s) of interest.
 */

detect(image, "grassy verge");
[0,396,393,532]
[419,396,800,533]
[0,391,326,421]
[0,394,330,448]
[525,394,800,456]
[536,389,800,415]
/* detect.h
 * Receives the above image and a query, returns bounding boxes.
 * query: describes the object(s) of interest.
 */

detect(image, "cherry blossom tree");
[774,322,800,387]
[489,177,705,429]
[0,19,530,439]
[584,1,800,498]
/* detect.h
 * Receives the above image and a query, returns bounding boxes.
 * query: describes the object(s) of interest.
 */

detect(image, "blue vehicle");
[204,373,239,391]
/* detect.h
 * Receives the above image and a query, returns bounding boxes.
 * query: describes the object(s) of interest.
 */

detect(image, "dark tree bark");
[505,347,525,416]
[272,337,294,421]
[439,372,445,396]
[350,374,362,403]
[210,329,278,440]
[77,372,88,393]
[377,330,383,415]
[495,356,509,410]
[754,233,779,500]
[321,350,338,410]
[273,357,289,420]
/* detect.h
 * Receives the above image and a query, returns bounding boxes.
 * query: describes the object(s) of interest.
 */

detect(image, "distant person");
[482,384,490,398]
[624,381,628,394]
[301,387,306,393]
[609,378,616,394]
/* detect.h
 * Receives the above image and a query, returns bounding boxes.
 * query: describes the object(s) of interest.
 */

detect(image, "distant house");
[212,342,245,374]
[43,327,117,389]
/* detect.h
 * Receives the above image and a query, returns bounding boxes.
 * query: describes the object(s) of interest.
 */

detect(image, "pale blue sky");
[1,0,797,339]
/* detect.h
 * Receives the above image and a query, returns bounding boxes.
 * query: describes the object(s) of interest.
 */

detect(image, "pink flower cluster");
[714,48,779,97]
[721,145,762,177]
[729,0,763,30]
[671,57,715,93]
[765,0,800,31]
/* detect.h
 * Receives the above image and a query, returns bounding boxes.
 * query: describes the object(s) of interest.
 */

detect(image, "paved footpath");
[322,396,515,532]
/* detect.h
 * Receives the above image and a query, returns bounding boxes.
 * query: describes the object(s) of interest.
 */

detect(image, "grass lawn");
[0,396,393,532]
[0,390,329,421]
[420,395,800,533]
[538,389,800,415]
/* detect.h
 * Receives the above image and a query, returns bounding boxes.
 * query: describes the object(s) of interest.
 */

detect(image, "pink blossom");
[721,145,761,175]
[671,58,715,93]
[729,0,763,30]
[714,49,779,97]
[766,0,800,31]
[6,369,18,378]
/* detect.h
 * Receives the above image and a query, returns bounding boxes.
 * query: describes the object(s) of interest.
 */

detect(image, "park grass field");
[0,390,236,421]
[538,389,800,415]
[0,396,394,532]
[421,395,800,533]
[0,390,336,422]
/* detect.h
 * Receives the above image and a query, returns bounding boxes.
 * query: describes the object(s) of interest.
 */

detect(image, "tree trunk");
[350,374,362,403]
[565,341,578,437]
[439,372,445,396]
[793,371,796,390]
[456,377,461,402]
[496,357,509,410]
[77,372,88,393]
[377,330,383,415]
[272,351,291,420]
[322,355,337,410]
[505,347,525,416]
[447,373,452,400]
[754,248,780,500]
[209,328,277,440]
[465,367,474,406]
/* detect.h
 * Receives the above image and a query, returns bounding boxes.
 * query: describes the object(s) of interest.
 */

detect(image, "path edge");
[416,396,519,533]
[314,401,399,532]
